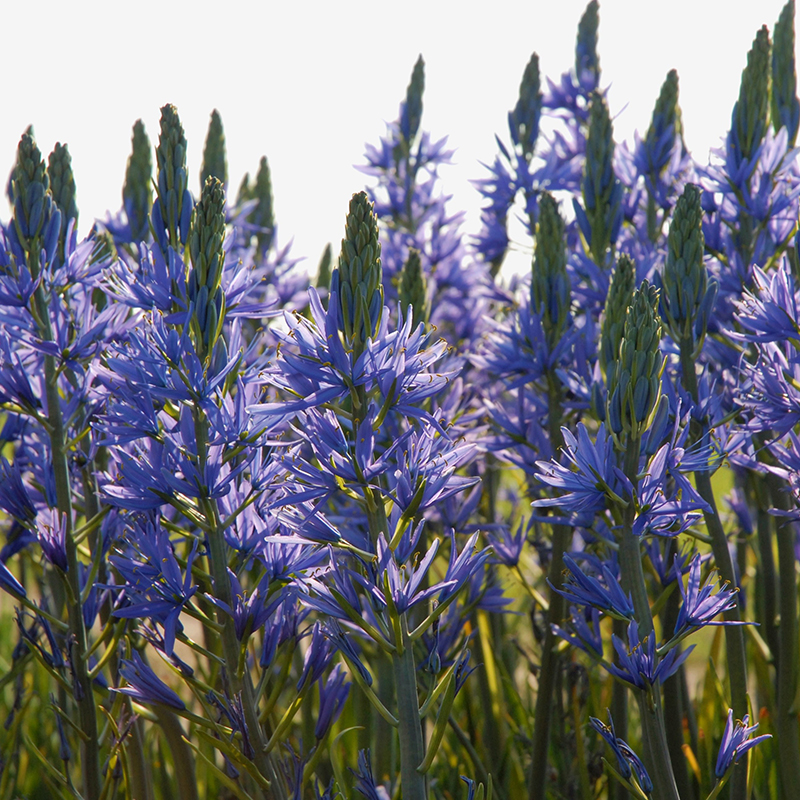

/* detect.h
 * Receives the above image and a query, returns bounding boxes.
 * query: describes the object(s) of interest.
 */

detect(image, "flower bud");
[188,176,227,357]
[772,0,799,145]
[510,52,542,161]
[398,248,430,329]
[47,142,78,260]
[11,132,61,277]
[606,280,665,445]
[200,109,228,189]
[575,91,622,267]
[241,156,275,256]
[661,184,718,356]
[729,25,771,177]
[400,55,425,145]
[600,253,635,377]
[531,192,569,347]
[123,120,153,242]
[153,104,193,252]
[333,191,383,355]
[575,0,600,89]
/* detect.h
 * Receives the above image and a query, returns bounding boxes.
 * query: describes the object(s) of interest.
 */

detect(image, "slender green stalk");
[193,409,282,799]
[765,472,800,799]
[529,375,568,800]
[660,553,694,800]
[391,618,427,800]
[618,439,680,800]
[678,339,748,720]
[752,476,779,662]
[31,255,102,800]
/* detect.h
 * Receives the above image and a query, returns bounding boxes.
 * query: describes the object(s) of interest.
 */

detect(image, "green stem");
[660,550,694,800]
[679,338,748,800]
[765,472,800,800]
[152,706,198,800]
[33,271,102,800]
[618,438,680,800]
[392,617,427,800]
[753,476,779,662]
[193,409,282,799]
[611,617,629,800]
[529,372,568,800]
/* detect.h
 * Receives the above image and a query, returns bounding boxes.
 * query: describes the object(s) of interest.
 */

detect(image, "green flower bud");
[661,184,718,356]
[122,120,153,242]
[575,0,600,87]
[47,142,78,259]
[773,0,799,145]
[580,91,622,267]
[600,253,636,377]
[731,25,771,171]
[398,248,430,329]
[188,176,227,357]
[531,192,569,347]
[11,132,60,276]
[6,123,33,206]
[154,104,192,251]
[335,191,383,354]
[606,280,665,446]
[511,52,542,161]
[317,242,333,292]
[402,55,425,145]
[200,109,228,189]
[643,70,683,241]
[246,156,275,256]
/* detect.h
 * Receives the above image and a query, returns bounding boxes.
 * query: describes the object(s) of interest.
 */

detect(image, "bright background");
[1,0,795,272]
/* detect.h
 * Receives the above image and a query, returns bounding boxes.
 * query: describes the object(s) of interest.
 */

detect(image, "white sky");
[2,0,795,273]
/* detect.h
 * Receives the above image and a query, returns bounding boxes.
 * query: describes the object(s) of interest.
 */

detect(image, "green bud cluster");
[643,70,683,241]
[606,280,665,446]
[11,132,60,276]
[5,124,33,206]
[732,25,771,168]
[154,104,191,249]
[238,156,275,256]
[511,53,542,161]
[47,142,78,258]
[599,253,636,378]
[403,55,425,145]
[645,70,683,163]
[661,184,718,357]
[398,248,430,329]
[772,0,799,145]
[122,120,153,243]
[575,0,600,85]
[582,91,621,267]
[188,176,227,358]
[531,192,569,347]
[336,191,383,354]
[201,109,228,188]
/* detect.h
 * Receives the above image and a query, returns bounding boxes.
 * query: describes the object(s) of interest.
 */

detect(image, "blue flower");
[553,605,603,658]
[674,554,745,637]
[351,749,390,800]
[607,620,693,690]
[552,553,634,620]
[714,709,771,778]
[115,650,185,710]
[590,710,652,792]
[315,664,350,740]
[205,570,284,642]
[109,522,198,656]
[533,424,630,526]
